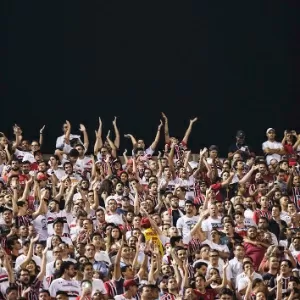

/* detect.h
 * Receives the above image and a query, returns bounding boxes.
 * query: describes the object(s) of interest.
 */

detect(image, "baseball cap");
[266,128,275,134]
[209,145,218,152]
[124,279,138,289]
[236,130,245,138]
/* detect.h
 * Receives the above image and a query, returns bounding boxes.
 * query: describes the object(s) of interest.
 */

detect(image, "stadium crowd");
[0,113,299,300]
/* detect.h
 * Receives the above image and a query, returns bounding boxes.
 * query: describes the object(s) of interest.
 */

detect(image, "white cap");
[266,128,275,134]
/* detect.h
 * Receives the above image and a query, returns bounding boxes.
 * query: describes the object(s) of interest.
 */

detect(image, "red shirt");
[243,242,265,271]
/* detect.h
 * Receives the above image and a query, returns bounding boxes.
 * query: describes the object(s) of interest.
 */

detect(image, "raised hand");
[124,134,131,138]
[112,116,117,126]
[123,149,127,156]
[158,120,163,130]
[40,125,45,134]
[106,130,111,140]
[190,117,198,124]
[65,120,71,128]
[79,124,86,132]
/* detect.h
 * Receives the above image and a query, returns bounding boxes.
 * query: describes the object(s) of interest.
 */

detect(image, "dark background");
[2,2,300,157]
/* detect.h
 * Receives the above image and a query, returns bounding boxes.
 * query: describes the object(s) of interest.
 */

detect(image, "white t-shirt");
[262,140,283,165]
[114,295,135,300]
[32,214,48,241]
[201,216,222,240]
[92,278,107,295]
[176,215,199,237]
[22,152,35,163]
[14,149,28,161]
[105,213,124,226]
[49,278,80,299]
[0,266,9,296]
[15,254,41,271]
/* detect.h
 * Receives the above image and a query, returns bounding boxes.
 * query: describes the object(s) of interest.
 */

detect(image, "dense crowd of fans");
[0,113,300,300]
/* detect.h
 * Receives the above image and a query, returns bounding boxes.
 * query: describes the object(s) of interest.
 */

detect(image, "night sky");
[2,2,300,157]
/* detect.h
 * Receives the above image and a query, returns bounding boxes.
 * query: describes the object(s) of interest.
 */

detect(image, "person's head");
[38,289,51,300]
[258,217,269,231]
[53,218,64,234]
[82,262,94,279]
[6,286,18,300]
[84,243,96,259]
[48,199,59,213]
[209,249,219,264]
[121,264,134,279]
[194,262,208,276]
[280,259,292,275]
[234,244,245,259]
[247,226,257,239]
[211,228,221,242]
[18,269,31,284]
[219,287,234,300]
[199,244,210,259]
[60,261,77,278]
[209,202,218,217]
[123,279,138,295]
[55,291,68,300]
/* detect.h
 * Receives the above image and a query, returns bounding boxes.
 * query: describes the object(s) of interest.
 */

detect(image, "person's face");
[163,167,171,177]
[210,204,218,216]
[222,172,229,181]
[96,210,105,222]
[3,210,12,223]
[267,130,276,140]
[54,223,63,234]
[51,236,61,247]
[293,176,300,186]
[26,260,36,273]
[108,200,117,212]
[82,220,92,231]
[20,226,28,237]
[168,227,179,237]
[171,197,179,208]
[177,249,187,261]
[167,278,178,290]
[269,257,279,269]
[200,246,210,259]
[210,150,218,158]
[211,230,220,241]
[115,183,124,193]
[21,163,30,174]
[120,173,128,182]
[53,247,62,259]
[248,228,257,239]
[7,290,18,300]
[39,292,51,300]
[48,201,57,212]
[198,265,207,276]
[288,203,296,214]
[234,245,245,259]
[260,196,268,208]
[271,207,280,217]
[152,215,161,225]
[280,261,291,274]
[258,219,268,230]
[161,264,172,276]
[185,203,194,214]
[11,161,19,171]
[149,183,158,194]
[83,265,94,279]
[111,228,120,239]
[280,196,289,207]
[277,172,285,182]
[85,246,95,258]
[64,164,73,174]
[19,270,30,284]
[258,164,267,174]
[128,237,137,247]
[209,251,219,263]
[126,211,133,222]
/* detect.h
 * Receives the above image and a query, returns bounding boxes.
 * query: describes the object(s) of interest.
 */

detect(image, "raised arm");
[149,120,163,151]
[19,235,39,270]
[36,246,47,281]
[106,131,117,158]
[39,125,45,147]
[124,134,138,149]
[161,112,170,144]
[112,116,120,149]
[94,117,103,155]
[65,120,71,144]
[112,240,123,280]
[79,124,89,151]
[19,176,33,202]
[182,117,198,145]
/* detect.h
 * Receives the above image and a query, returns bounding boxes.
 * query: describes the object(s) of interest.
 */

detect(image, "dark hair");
[56,290,69,297]
[170,236,183,248]
[39,289,50,296]
[58,261,75,277]
[219,287,234,297]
